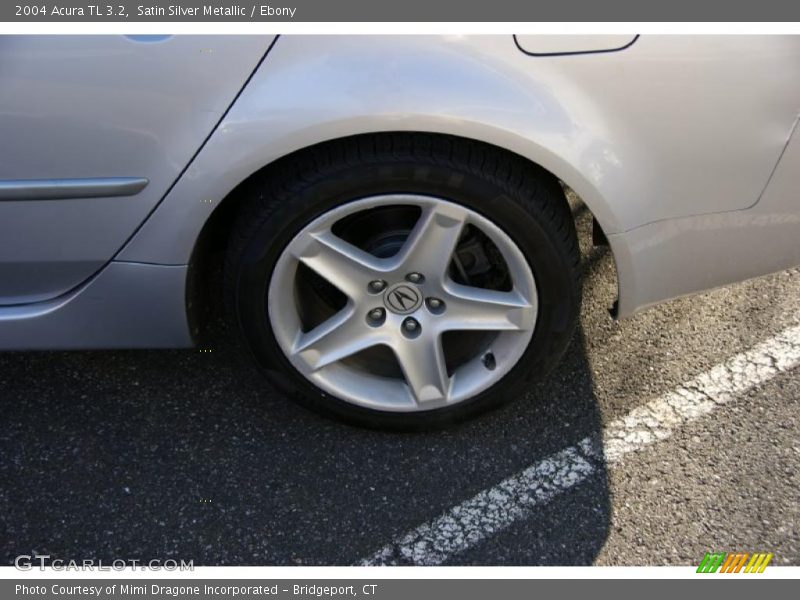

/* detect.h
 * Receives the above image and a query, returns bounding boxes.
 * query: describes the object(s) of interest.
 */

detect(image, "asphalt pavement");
[1,192,798,566]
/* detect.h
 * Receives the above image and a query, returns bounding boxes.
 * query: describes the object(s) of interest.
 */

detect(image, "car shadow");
[0,209,612,567]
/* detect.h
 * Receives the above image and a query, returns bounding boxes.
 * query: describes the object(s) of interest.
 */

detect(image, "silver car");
[1,34,799,428]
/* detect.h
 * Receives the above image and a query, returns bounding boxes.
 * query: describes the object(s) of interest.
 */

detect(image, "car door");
[0,35,274,304]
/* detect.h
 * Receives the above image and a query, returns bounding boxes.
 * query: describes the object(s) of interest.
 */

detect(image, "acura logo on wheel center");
[384,283,422,314]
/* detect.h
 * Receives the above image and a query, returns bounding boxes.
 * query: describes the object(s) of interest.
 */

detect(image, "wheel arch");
[181,131,622,338]
[118,35,630,268]
[193,129,612,249]
[117,34,632,325]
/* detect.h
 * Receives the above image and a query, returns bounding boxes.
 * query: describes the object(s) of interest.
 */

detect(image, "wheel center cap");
[383,283,423,315]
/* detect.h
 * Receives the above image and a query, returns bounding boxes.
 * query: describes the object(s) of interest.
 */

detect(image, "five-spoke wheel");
[269,195,538,410]
[225,134,579,428]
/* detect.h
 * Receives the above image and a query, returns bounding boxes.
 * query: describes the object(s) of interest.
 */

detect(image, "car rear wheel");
[225,134,580,429]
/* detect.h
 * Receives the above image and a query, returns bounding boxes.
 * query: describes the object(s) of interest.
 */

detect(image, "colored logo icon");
[697,552,773,573]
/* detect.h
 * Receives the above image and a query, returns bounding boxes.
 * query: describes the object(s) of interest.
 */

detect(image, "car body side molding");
[0,177,149,201]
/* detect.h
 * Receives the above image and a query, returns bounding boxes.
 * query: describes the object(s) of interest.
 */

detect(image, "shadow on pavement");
[0,210,611,566]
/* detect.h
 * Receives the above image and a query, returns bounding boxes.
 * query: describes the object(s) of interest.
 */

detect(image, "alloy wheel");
[268,194,538,412]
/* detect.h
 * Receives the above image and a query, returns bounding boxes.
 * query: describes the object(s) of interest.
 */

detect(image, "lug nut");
[366,307,386,327]
[401,317,421,338]
[406,272,424,284]
[368,280,387,293]
[426,297,446,314]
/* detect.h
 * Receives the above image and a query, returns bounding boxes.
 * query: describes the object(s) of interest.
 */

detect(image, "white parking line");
[361,322,800,566]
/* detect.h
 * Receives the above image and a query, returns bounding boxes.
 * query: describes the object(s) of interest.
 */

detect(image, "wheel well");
[186,131,613,338]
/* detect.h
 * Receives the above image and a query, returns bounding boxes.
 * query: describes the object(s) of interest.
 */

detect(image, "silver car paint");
[611,116,800,315]
[0,35,274,304]
[0,263,191,349]
[0,34,799,349]
[120,34,800,263]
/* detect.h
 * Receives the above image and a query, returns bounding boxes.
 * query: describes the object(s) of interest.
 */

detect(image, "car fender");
[117,35,800,316]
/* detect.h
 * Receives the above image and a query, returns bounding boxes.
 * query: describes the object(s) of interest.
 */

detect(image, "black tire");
[225,133,580,430]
